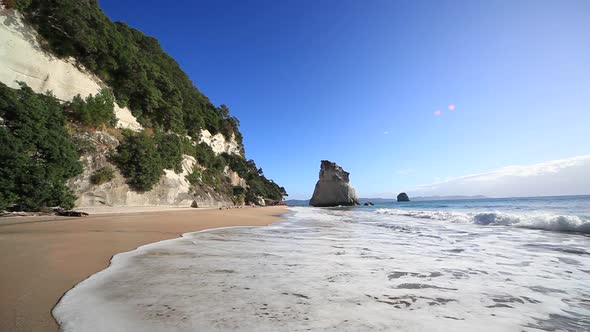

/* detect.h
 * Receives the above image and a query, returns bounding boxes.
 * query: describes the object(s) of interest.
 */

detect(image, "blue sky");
[101,0,590,199]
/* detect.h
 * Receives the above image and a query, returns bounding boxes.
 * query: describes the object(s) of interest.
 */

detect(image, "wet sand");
[0,206,287,332]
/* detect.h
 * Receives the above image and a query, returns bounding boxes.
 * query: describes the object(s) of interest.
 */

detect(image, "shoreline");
[0,206,288,332]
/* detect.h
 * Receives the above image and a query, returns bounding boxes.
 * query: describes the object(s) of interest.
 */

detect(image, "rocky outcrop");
[67,130,234,208]
[255,196,266,206]
[223,166,247,187]
[309,160,360,207]
[199,130,242,156]
[190,188,234,208]
[364,202,375,206]
[397,193,410,202]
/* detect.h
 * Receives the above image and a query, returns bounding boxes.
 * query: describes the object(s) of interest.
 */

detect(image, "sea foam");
[53,207,590,331]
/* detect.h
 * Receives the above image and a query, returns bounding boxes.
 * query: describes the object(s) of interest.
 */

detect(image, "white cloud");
[383,131,389,135]
[410,155,590,198]
[396,168,414,175]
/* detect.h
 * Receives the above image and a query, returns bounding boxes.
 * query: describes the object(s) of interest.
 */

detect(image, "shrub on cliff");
[113,131,163,192]
[68,89,116,128]
[232,186,246,205]
[90,167,115,185]
[221,153,287,202]
[155,132,183,173]
[0,83,82,211]
[185,169,202,186]
[221,153,250,178]
[194,143,217,169]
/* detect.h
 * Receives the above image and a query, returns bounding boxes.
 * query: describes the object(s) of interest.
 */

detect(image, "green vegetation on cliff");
[0,83,82,211]
[67,89,116,128]
[90,166,115,185]
[17,0,242,144]
[113,131,163,192]
[155,132,184,173]
[222,153,287,201]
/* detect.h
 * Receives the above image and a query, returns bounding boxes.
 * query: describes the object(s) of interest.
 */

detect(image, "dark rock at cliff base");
[397,193,410,202]
[54,208,89,217]
[309,160,360,207]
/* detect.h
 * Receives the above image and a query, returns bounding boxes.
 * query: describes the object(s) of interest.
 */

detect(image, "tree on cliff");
[113,131,163,192]
[155,132,184,173]
[221,153,287,202]
[0,83,82,211]
[68,88,117,128]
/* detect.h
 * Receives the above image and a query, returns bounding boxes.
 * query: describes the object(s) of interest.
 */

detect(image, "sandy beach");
[0,206,287,332]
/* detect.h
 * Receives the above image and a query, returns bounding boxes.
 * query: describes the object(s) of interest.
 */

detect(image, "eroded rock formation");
[309,160,359,207]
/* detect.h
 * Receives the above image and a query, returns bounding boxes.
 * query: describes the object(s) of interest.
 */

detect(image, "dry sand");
[0,206,287,332]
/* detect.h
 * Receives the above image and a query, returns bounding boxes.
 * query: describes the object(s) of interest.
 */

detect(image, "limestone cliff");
[309,160,360,207]
[0,8,246,208]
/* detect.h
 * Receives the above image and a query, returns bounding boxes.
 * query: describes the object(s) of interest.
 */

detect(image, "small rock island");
[309,160,360,207]
[397,192,410,202]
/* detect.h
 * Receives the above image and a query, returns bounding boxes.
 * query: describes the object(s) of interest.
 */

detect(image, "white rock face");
[223,166,247,187]
[0,8,142,131]
[159,155,197,205]
[112,103,143,131]
[199,129,241,155]
[0,9,99,99]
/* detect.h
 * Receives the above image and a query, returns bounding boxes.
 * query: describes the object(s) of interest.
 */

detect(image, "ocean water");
[54,196,590,331]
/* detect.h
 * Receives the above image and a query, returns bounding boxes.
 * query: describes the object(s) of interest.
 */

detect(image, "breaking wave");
[375,209,590,234]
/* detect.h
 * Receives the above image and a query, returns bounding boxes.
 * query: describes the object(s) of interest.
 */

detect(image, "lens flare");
[448,104,455,110]
[434,110,442,116]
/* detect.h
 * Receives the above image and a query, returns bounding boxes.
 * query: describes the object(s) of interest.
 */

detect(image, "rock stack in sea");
[309,160,360,207]
[397,192,410,202]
